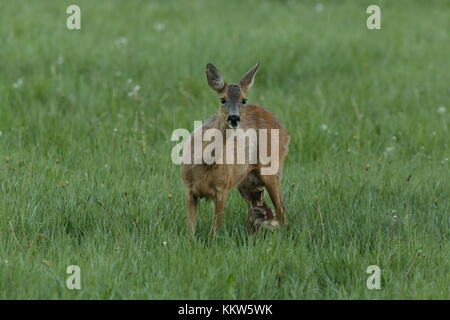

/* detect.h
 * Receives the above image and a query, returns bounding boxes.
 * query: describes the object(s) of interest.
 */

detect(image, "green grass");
[0,0,449,299]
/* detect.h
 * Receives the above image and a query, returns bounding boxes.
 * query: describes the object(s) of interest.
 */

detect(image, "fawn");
[181,62,290,238]
[245,189,279,233]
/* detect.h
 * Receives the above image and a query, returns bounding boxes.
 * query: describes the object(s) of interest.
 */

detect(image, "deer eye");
[242,99,247,104]
[220,98,226,104]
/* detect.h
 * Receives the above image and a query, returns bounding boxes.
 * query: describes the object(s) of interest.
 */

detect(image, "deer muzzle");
[227,114,240,129]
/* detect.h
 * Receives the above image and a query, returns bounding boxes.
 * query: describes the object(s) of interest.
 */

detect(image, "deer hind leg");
[259,174,287,225]
[210,192,226,239]
[185,192,198,237]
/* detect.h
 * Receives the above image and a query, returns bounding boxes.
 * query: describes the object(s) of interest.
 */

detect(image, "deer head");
[206,62,260,129]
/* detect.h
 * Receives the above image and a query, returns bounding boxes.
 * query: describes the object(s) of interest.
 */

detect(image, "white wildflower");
[154,23,165,32]
[12,78,23,89]
[56,55,64,65]
[383,146,395,157]
[128,85,140,97]
[114,37,128,47]
[315,3,324,12]
[437,106,446,114]
[320,123,328,131]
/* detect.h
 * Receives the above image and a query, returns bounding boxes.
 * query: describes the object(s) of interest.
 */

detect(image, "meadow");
[0,0,449,299]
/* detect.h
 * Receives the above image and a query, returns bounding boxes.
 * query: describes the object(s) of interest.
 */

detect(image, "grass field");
[0,0,449,299]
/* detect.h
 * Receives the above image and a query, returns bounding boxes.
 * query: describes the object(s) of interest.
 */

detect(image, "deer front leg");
[185,192,198,237]
[210,192,226,239]
[259,174,287,225]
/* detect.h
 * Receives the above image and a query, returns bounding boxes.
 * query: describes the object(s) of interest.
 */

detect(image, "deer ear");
[206,63,226,92]
[256,190,264,202]
[239,62,260,92]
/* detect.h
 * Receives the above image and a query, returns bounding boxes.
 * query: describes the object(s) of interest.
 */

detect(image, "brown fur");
[181,63,290,238]
[243,189,275,233]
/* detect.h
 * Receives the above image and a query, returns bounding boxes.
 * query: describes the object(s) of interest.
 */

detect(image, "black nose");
[227,115,240,125]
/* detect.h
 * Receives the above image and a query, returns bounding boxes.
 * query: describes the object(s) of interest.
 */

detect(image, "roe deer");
[181,62,290,238]
[245,189,278,233]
